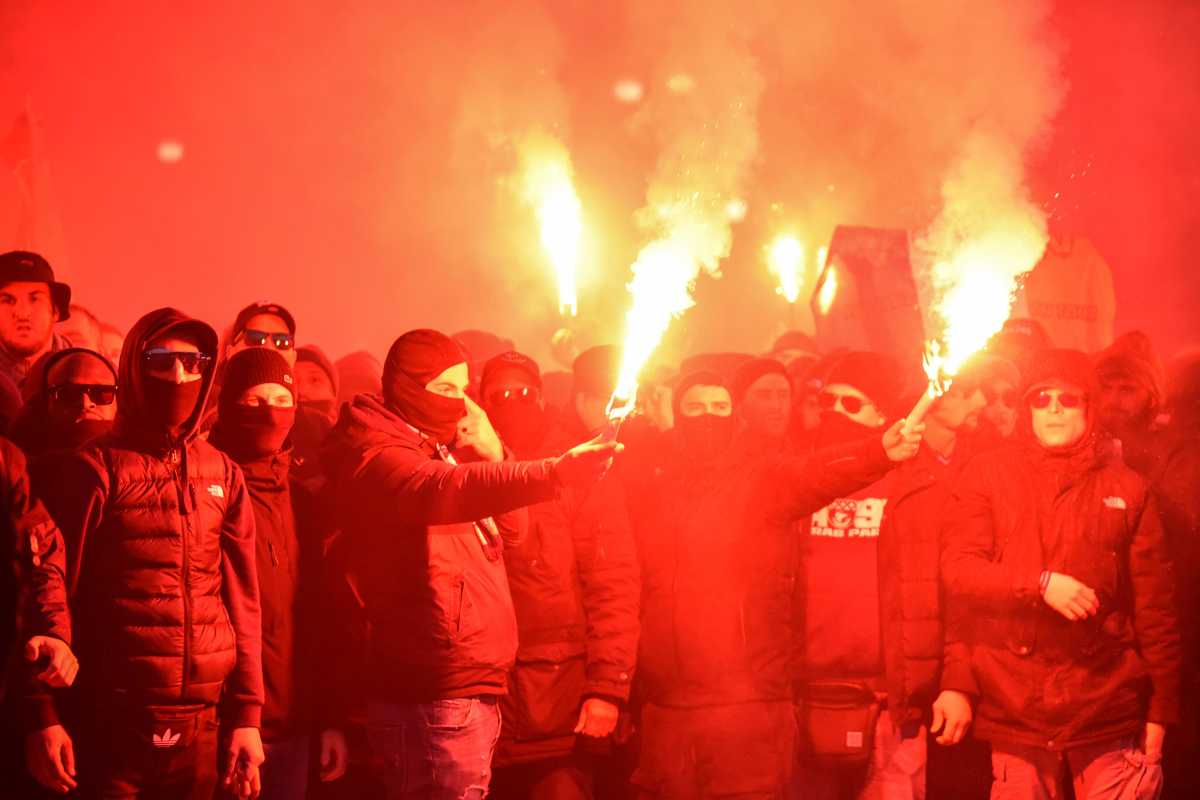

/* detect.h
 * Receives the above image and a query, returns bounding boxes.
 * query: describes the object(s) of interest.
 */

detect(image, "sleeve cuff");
[24,694,62,732]
[222,703,263,730]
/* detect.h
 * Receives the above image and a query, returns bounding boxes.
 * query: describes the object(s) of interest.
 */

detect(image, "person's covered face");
[982,377,1019,438]
[294,361,336,403]
[0,281,57,358]
[425,362,469,400]
[481,367,544,453]
[818,382,887,428]
[677,383,735,461]
[142,334,211,432]
[46,352,117,425]
[930,379,987,433]
[1096,372,1154,434]
[740,372,792,438]
[228,313,295,366]
[1029,383,1089,449]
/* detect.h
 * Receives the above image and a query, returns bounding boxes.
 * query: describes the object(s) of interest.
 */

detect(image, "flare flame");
[767,235,805,304]
[519,136,583,317]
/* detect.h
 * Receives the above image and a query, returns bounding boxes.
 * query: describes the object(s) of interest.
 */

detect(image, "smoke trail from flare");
[611,0,767,407]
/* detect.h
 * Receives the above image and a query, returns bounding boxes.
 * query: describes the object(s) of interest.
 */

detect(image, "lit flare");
[767,235,804,304]
[520,138,583,317]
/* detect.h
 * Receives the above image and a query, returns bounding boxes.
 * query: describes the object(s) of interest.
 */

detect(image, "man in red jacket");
[24,308,266,799]
[322,329,620,800]
[941,349,1180,800]
[480,350,640,800]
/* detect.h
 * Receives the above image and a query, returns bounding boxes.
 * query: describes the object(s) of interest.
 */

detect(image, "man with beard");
[210,349,349,797]
[479,351,640,800]
[975,355,1022,452]
[1094,331,1168,475]
[322,329,621,800]
[24,308,266,799]
[631,368,922,799]
[941,349,1179,800]
[0,251,73,389]
[732,358,793,450]
[10,348,118,459]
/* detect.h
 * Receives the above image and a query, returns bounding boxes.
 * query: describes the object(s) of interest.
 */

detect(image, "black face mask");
[386,371,465,445]
[815,410,880,449]
[141,377,203,436]
[676,413,736,462]
[300,397,339,423]
[216,404,296,461]
[488,401,546,456]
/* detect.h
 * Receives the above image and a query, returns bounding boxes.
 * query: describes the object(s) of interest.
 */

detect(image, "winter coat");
[322,393,562,702]
[877,445,972,724]
[0,437,68,705]
[940,437,1181,750]
[635,435,893,709]
[27,308,263,730]
[207,433,308,742]
[496,414,640,766]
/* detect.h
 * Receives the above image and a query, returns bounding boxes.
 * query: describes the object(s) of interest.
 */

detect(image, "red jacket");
[322,394,563,702]
[28,309,264,730]
[940,437,1181,750]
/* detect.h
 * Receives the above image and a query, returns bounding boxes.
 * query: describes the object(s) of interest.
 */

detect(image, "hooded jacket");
[9,347,116,459]
[322,393,564,702]
[940,432,1180,750]
[27,308,263,730]
[495,409,641,766]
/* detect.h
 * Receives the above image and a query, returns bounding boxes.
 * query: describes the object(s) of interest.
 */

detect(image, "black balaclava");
[383,329,468,446]
[212,348,297,462]
[487,400,546,455]
[142,377,204,437]
[673,370,736,463]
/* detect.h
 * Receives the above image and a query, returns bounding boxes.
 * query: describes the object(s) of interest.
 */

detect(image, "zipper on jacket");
[179,452,195,701]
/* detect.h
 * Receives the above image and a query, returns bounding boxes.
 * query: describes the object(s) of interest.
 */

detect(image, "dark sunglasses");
[48,384,117,406]
[141,349,213,375]
[240,329,294,351]
[818,391,869,415]
[486,386,538,406]
[1029,390,1084,410]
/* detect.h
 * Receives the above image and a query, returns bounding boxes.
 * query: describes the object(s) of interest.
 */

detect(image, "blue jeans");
[262,734,311,799]
[368,697,502,800]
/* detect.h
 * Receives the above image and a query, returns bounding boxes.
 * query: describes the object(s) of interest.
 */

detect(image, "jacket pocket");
[423,698,476,731]
[507,643,587,741]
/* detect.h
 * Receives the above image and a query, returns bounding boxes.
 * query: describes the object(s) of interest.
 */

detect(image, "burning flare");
[816,263,838,316]
[767,235,805,304]
[519,135,583,317]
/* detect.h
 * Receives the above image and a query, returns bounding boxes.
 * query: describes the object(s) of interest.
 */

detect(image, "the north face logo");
[152,729,182,749]
[207,485,224,498]
[1103,496,1127,510]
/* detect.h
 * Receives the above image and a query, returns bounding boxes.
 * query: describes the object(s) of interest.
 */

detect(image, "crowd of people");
[0,246,1197,800]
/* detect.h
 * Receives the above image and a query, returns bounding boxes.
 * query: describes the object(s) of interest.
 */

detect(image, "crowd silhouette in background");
[1,247,1196,800]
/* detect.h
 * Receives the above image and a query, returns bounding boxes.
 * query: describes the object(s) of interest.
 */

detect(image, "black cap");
[480,351,542,396]
[0,251,71,321]
[232,302,296,337]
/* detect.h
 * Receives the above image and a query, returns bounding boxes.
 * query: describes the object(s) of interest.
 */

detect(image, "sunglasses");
[818,391,872,415]
[141,349,213,375]
[1029,390,1085,410]
[48,384,117,406]
[486,386,538,406]
[240,329,294,351]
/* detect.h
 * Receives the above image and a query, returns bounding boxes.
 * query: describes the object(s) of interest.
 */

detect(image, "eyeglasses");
[240,329,294,351]
[1029,390,1085,410]
[818,391,872,415]
[48,384,117,406]
[486,386,537,406]
[141,349,213,375]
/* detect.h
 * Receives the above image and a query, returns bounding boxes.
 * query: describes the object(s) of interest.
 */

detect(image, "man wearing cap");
[25,308,266,799]
[941,349,1179,800]
[0,251,74,388]
[479,351,640,799]
[322,329,621,800]
[225,302,297,368]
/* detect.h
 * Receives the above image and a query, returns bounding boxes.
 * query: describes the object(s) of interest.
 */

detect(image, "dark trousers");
[261,733,310,799]
[492,754,595,800]
[75,704,219,800]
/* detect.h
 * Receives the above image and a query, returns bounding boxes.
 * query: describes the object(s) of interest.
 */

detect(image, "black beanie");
[822,351,904,418]
[219,349,295,411]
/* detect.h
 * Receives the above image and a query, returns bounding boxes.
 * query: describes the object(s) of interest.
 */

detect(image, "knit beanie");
[731,358,790,404]
[1094,331,1167,408]
[1022,348,1094,399]
[296,344,339,396]
[219,348,295,412]
[822,351,904,418]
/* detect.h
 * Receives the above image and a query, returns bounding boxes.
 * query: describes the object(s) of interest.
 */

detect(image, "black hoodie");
[27,308,264,730]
